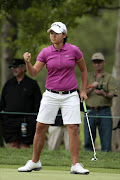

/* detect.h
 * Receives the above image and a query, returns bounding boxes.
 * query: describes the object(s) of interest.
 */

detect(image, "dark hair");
[63,35,67,44]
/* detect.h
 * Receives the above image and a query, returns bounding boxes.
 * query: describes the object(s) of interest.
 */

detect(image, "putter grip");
[83,100,87,113]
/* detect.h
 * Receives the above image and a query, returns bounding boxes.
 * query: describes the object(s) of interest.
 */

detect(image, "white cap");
[47,22,67,34]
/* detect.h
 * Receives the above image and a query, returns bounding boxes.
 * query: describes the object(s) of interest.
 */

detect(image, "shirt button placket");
[59,52,61,68]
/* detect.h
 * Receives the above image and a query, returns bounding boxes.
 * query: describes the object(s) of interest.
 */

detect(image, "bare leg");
[66,125,79,165]
[32,122,49,162]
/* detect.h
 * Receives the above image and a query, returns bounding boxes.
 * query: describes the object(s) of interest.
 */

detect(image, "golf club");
[83,100,98,161]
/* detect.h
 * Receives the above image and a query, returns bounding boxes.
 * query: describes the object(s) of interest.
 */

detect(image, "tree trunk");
[1,14,17,87]
[112,1,120,152]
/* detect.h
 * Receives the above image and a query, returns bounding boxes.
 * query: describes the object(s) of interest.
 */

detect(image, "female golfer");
[18,22,89,174]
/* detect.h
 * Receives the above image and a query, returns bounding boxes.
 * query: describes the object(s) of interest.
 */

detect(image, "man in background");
[84,52,118,152]
[0,59,42,148]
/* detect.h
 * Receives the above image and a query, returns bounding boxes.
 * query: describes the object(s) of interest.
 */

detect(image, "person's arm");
[93,75,117,99]
[86,81,99,94]
[94,89,114,99]
[23,52,45,77]
[76,57,88,101]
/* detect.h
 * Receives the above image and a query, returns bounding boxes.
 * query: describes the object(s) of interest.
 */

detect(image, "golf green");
[0,168,120,180]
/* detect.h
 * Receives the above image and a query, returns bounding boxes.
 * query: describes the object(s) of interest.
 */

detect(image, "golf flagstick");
[83,100,98,161]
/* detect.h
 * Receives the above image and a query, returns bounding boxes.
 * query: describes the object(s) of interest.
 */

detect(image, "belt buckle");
[59,91,64,95]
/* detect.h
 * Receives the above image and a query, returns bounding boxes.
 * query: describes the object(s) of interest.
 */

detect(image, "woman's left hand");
[80,90,88,102]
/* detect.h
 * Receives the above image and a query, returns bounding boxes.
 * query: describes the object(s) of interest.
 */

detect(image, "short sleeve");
[36,49,46,63]
[74,46,83,61]
[108,76,118,96]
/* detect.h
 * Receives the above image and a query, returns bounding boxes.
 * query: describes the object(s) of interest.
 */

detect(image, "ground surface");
[0,166,120,180]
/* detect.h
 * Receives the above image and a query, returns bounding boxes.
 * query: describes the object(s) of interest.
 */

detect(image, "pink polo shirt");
[37,43,83,91]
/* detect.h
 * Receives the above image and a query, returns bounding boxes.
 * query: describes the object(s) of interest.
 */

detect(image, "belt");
[47,89,77,95]
[87,106,109,111]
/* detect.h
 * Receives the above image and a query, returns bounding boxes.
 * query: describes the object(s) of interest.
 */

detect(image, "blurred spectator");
[48,109,69,150]
[84,52,118,151]
[0,59,42,148]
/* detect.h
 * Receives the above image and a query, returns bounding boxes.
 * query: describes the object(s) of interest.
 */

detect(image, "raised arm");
[23,52,45,77]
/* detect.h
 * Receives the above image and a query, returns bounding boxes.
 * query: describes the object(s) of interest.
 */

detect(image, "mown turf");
[0,146,120,180]
[0,147,120,170]
[0,168,120,180]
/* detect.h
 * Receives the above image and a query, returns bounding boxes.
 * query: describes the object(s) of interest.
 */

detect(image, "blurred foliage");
[0,0,118,14]
[69,11,118,72]
[69,10,118,89]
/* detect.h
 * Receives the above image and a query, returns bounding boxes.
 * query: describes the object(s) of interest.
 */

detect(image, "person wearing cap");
[0,59,42,148]
[48,109,70,150]
[18,22,89,174]
[84,52,118,152]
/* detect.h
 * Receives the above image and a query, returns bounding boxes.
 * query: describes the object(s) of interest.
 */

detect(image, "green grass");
[0,147,120,172]
[0,168,120,180]
[0,147,120,180]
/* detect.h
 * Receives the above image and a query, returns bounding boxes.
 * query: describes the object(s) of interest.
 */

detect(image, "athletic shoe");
[71,163,89,174]
[18,160,42,172]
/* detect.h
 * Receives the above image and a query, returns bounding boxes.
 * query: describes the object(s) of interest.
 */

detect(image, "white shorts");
[36,90,81,125]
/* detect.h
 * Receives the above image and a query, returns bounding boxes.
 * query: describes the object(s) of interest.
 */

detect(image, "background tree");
[112,0,120,152]
[1,14,17,87]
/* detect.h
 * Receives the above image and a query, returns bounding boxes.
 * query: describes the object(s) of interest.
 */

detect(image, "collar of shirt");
[51,43,67,52]
[93,72,105,78]
[12,75,26,85]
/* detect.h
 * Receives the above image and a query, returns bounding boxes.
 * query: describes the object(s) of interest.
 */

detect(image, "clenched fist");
[23,52,31,62]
